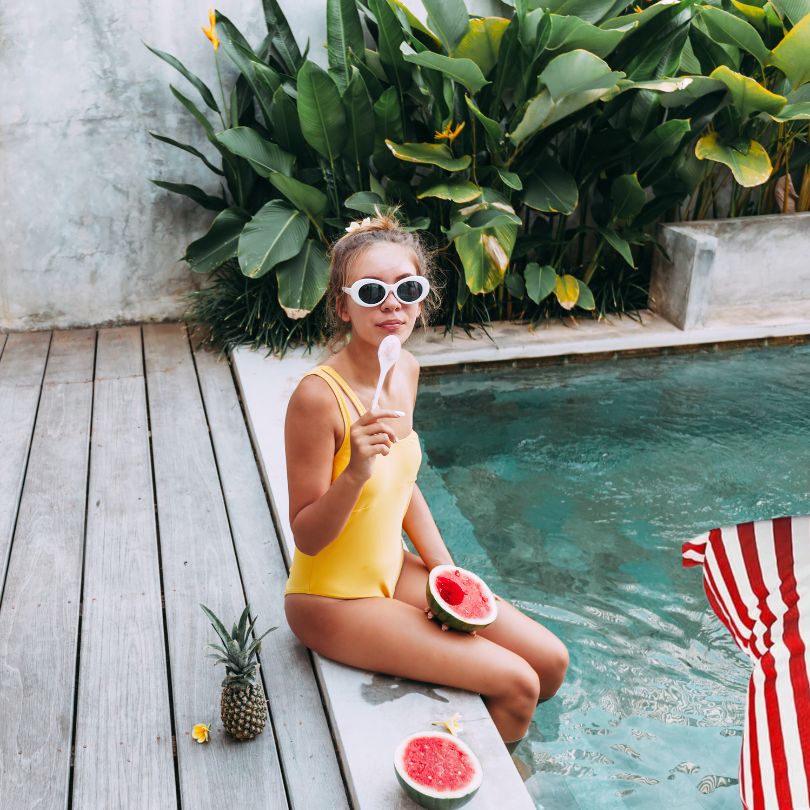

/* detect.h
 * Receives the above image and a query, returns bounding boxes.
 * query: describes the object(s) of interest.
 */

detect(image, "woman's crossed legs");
[284,552,569,742]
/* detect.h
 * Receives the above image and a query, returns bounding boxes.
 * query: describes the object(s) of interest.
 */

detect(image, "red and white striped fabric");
[683,515,810,810]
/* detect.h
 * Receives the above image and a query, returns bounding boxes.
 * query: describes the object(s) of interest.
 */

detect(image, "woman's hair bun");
[343,207,402,235]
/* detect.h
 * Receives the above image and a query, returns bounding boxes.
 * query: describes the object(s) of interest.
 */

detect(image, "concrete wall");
[0,0,504,331]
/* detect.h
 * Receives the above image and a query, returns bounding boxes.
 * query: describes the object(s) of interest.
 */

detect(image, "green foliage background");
[148,0,810,355]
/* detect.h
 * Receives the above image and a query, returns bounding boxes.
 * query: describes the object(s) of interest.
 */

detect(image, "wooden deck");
[0,324,348,810]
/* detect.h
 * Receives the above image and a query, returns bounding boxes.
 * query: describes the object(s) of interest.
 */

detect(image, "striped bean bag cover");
[682,515,810,810]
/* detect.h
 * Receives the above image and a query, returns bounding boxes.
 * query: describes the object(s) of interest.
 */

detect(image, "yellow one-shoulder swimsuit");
[284,365,422,599]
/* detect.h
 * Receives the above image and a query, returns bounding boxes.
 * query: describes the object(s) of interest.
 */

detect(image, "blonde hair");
[324,209,441,352]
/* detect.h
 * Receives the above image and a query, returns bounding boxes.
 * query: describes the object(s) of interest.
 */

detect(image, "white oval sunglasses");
[342,275,430,307]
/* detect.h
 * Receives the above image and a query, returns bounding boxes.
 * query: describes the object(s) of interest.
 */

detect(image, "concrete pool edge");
[230,308,809,809]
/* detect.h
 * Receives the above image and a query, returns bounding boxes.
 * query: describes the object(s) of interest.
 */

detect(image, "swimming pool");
[414,342,810,809]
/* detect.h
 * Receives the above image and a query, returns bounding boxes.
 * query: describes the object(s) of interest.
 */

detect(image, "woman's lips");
[377,321,404,329]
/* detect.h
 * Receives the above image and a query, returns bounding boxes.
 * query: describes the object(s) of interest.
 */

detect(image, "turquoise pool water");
[414,343,810,809]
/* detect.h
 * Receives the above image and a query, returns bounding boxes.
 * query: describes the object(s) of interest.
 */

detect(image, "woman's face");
[338,241,423,346]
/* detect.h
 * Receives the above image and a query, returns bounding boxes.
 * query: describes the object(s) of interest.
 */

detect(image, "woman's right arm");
[285,377,401,556]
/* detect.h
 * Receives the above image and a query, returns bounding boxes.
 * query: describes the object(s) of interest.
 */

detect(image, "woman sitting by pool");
[283,212,569,749]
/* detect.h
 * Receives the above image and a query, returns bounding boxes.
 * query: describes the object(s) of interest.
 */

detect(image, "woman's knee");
[494,658,541,714]
[537,639,569,700]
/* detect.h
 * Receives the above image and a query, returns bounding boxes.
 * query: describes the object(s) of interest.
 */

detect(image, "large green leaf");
[598,227,635,267]
[465,95,503,148]
[327,0,366,90]
[770,0,810,25]
[509,92,553,144]
[422,0,469,53]
[402,50,490,94]
[768,13,810,88]
[150,180,226,211]
[453,18,510,75]
[730,0,767,30]
[184,208,249,273]
[455,231,510,293]
[610,174,646,222]
[546,0,619,25]
[634,119,691,171]
[345,191,387,214]
[373,87,404,141]
[296,62,347,162]
[145,44,219,112]
[417,181,482,202]
[148,131,223,175]
[388,0,443,48]
[342,70,376,166]
[576,279,596,310]
[270,86,304,154]
[370,0,406,66]
[215,127,295,177]
[524,263,557,304]
[770,101,810,121]
[544,15,626,58]
[659,75,726,106]
[261,0,303,75]
[268,174,329,221]
[238,201,310,278]
[385,140,471,170]
[276,240,330,318]
[695,132,772,187]
[710,65,787,117]
[539,49,625,100]
[523,158,579,214]
[170,85,216,140]
[699,6,770,64]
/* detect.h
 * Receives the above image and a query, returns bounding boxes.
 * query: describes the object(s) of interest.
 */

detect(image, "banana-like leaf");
[768,13,810,88]
[270,86,304,155]
[524,262,557,304]
[601,0,681,31]
[455,231,510,293]
[184,208,250,273]
[149,131,224,175]
[546,0,619,25]
[345,191,387,214]
[524,158,579,214]
[634,119,691,171]
[539,50,625,101]
[700,6,770,64]
[695,133,772,187]
[261,0,303,75]
[770,0,810,25]
[554,274,580,309]
[710,65,787,117]
[401,49,490,94]
[238,201,310,278]
[170,85,216,140]
[150,180,227,211]
[215,127,295,177]
[770,101,810,120]
[342,70,376,165]
[598,227,635,267]
[730,0,767,30]
[422,0,469,53]
[544,15,626,58]
[327,0,366,91]
[453,18,510,76]
[610,174,646,222]
[145,44,219,112]
[385,140,471,171]
[268,174,329,222]
[465,95,503,150]
[417,181,482,202]
[659,75,726,106]
[276,240,331,319]
[296,62,347,163]
[509,92,553,144]
[374,87,404,141]
[370,0,406,67]
[387,0,443,48]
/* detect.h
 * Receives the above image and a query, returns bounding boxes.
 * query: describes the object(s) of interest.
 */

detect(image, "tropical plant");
[147,0,810,355]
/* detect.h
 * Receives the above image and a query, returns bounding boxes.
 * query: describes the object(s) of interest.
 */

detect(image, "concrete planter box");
[649,212,810,330]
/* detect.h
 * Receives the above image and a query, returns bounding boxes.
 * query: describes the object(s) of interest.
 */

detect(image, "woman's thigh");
[284,591,536,699]
[393,551,569,695]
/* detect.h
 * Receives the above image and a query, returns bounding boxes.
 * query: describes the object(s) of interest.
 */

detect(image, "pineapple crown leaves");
[200,603,277,686]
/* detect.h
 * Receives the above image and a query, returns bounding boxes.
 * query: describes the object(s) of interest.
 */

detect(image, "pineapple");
[201,603,276,740]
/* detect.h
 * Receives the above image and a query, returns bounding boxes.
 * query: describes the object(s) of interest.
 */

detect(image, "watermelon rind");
[426,565,498,633]
[394,731,483,810]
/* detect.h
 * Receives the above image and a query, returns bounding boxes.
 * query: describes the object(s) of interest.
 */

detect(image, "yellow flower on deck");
[432,712,463,736]
[192,723,210,743]
[434,121,466,144]
[202,8,220,51]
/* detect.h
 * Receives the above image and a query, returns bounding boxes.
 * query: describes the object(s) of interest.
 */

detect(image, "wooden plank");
[0,332,51,590]
[71,327,176,809]
[193,344,349,810]
[0,330,95,809]
[143,323,288,810]
[0,331,7,357]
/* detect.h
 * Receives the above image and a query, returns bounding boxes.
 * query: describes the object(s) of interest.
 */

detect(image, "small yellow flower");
[633,4,642,12]
[202,8,220,51]
[434,121,466,144]
[192,723,210,743]
[432,712,463,736]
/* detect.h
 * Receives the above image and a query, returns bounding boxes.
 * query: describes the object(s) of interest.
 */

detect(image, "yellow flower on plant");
[202,8,220,51]
[434,121,466,144]
[432,712,463,736]
[192,723,210,743]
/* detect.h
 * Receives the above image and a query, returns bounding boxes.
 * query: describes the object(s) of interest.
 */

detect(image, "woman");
[284,213,569,749]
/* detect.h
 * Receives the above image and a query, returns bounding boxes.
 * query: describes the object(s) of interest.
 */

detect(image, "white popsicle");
[370,335,401,413]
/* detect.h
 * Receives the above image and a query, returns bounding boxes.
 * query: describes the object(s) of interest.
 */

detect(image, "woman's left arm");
[402,484,454,570]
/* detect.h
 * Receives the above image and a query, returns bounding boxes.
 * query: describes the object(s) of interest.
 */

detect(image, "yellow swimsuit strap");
[317,365,367,418]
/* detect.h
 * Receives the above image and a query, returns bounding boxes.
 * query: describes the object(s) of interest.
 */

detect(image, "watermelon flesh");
[394,732,482,809]
[427,565,498,633]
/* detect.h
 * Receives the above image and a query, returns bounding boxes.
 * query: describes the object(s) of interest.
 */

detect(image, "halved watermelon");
[394,731,483,809]
[426,565,498,633]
